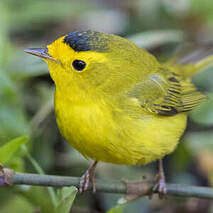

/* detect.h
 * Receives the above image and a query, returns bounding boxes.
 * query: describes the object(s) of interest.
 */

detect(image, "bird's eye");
[72,60,86,71]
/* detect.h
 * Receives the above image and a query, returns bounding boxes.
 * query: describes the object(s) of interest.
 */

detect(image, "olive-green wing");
[129,69,205,115]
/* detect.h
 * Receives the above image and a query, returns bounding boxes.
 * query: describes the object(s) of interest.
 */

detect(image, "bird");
[25,30,213,197]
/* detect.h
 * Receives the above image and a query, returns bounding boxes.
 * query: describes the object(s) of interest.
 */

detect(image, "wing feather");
[128,67,205,116]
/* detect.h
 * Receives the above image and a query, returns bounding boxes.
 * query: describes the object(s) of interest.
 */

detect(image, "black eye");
[72,60,86,71]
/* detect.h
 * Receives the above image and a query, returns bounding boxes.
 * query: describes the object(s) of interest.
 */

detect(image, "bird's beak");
[24,48,56,62]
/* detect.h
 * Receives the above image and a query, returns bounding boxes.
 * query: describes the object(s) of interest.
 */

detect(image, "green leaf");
[7,156,25,172]
[17,186,55,213]
[107,204,126,213]
[0,136,29,163]
[55,187,78,213]
[22,145,58,208]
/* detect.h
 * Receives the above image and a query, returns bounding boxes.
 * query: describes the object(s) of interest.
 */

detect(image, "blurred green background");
[1,0,213,212]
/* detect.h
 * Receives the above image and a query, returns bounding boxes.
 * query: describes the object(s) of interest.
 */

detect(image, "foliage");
[0,136,28,164]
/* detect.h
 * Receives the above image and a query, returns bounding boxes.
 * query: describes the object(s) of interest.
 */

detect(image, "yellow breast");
[54,88,187,165]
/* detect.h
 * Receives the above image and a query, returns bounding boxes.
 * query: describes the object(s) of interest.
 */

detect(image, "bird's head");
[25,30,158,96]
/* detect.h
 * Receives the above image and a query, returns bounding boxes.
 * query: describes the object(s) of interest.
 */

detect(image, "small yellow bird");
[25,30,213,195]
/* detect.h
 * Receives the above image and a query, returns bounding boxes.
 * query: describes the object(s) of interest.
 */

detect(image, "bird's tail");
[164,44,213,110]
[191,55,213,74]
[169,44,213,78]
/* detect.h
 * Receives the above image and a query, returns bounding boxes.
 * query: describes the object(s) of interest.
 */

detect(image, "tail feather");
[169,44,213,78]
[176,45,213,65]
[166,44,213,111]
[195,55,213,72]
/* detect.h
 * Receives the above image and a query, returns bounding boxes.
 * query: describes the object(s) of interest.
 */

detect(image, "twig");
[30,99,53,129]
[1,169,213,199]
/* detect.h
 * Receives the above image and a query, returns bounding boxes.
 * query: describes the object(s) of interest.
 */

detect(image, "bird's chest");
[53,90,187,165]
[54,94,116,157]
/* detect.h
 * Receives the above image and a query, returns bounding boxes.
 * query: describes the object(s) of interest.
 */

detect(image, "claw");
[152,159,167,199]
[79,161,97,193]
[153,174,167,199]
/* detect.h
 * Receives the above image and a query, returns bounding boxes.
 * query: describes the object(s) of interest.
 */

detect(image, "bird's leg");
[152,159,167,199]
[79,161,98,193]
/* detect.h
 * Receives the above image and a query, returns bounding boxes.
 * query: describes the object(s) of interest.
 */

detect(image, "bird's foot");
[152,172,167,199]
[79,169,96,193]
[79,161,97,193]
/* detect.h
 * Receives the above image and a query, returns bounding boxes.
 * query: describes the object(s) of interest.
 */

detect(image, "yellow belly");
[54,91,187,165]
